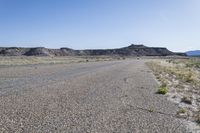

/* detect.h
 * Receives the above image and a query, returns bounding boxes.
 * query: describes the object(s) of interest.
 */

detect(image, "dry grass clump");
[168,58,200,69]
[177,108,187,114]
[148,107,155,113]
[186,62,200,69]
[147,60,199,84]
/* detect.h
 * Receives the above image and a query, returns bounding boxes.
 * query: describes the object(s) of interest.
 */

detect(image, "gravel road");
[0,59,188,132]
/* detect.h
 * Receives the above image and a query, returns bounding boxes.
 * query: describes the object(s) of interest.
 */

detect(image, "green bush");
[157,87,168,95]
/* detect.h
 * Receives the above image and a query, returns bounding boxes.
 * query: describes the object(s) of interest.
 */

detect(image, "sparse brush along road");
[0,59,188,132]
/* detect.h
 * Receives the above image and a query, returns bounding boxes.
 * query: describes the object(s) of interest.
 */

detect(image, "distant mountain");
[186,50,200,56]
[0,44,186,57]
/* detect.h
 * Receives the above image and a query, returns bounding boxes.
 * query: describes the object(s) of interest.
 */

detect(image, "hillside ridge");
[0,44,186,56]
[186,50,200,56]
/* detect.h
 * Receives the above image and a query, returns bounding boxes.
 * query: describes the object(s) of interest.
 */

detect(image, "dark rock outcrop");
[24,47,50,56]
[0,47,29,56]
[0,44,185,57]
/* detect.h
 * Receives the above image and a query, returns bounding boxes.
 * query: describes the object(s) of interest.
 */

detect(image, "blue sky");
[0,0,199,52]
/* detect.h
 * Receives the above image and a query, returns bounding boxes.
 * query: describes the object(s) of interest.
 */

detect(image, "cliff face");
[0,44,184,56]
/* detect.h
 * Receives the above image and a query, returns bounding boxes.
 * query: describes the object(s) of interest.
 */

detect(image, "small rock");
[181,96,192,105]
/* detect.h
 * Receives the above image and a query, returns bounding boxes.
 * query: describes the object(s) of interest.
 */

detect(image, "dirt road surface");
[0,59,188,132]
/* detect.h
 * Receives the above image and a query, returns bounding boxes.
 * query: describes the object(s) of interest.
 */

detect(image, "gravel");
[0,59,189,132]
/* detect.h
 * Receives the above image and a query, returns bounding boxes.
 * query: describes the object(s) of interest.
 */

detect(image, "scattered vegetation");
[148,107,155,113]
[177,108,187,114]
[0,56,121,66]
[147,58,200,125]
[147,59,199,85]
[157,86,168,95]
[186,62,200,69]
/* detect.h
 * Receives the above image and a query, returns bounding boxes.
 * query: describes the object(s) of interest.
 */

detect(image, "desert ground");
[0,56,199,132]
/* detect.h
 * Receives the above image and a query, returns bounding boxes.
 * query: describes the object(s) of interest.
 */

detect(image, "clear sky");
[0,0,199,52]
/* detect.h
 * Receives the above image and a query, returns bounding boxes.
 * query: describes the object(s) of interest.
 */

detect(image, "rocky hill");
[0,44,185,56]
